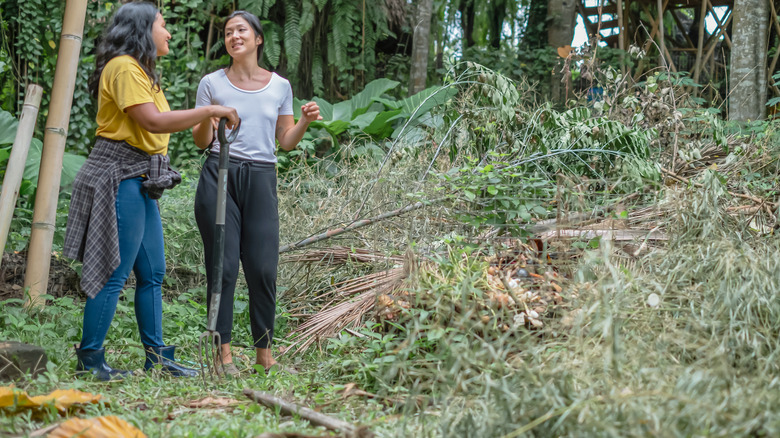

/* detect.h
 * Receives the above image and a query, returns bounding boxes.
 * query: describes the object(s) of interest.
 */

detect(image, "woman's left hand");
[300,102,322,123]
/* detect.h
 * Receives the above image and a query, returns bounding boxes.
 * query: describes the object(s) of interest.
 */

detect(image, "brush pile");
[282,240,581,355]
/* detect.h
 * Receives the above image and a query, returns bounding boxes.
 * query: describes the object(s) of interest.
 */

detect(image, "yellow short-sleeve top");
[95,55,170,155]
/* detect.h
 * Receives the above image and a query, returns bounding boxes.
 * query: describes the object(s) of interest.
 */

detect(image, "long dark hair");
[223,10,265,68]
[88,1,161,98]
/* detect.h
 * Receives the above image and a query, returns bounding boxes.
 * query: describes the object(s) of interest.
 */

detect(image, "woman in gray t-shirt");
[192,10,321,376]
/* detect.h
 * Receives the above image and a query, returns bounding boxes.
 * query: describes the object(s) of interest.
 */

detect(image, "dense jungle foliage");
[2,1,780,437]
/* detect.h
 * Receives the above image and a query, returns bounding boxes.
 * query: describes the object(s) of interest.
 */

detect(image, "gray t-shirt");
[195,69,294,162]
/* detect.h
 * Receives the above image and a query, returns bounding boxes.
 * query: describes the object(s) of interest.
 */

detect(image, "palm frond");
[282,246,408,355]
[286,266,406,355]
[284,0,302,73]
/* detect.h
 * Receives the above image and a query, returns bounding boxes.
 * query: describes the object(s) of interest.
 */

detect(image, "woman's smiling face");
[151,13,171,57]
[224,16,262,59]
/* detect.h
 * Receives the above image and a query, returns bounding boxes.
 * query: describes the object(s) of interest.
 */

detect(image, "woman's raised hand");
[211,105,240,129]
[300,102,322,124]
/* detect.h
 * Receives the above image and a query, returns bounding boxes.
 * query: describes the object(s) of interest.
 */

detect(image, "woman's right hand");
[210,105,239,129]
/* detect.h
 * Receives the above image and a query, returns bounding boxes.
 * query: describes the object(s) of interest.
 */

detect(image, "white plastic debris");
[647,293,660,308]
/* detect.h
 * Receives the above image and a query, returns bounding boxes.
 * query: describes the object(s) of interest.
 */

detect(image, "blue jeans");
[80,177,165,351]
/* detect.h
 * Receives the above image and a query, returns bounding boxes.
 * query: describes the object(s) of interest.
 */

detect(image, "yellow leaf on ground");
[0,386,36,409]
[30,389,102,412]
[0,387,102,414]
[47,416,146,438]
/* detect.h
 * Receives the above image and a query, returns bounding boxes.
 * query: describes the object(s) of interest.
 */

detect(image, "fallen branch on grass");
[243,389,373,438]
[279,199,444,254]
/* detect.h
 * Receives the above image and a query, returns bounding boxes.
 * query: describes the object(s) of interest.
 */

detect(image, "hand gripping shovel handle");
[205,117,241,331]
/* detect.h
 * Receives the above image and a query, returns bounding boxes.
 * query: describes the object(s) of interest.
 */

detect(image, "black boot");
[75,346,131,381]
[144,345,199,377]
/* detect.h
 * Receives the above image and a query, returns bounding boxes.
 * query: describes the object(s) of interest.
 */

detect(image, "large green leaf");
[319,120,350,137]
[24,138,86,187]
[351,111,380,130]
[313,97,333,121]
[363,109,402,138]
[332,100,352,122]
[0,109,19,145]
[349,78,400,117]
[372,96,401,110]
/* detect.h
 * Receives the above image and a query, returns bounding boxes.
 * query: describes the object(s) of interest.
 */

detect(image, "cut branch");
[243,389,372,437]
[279,199,443,253]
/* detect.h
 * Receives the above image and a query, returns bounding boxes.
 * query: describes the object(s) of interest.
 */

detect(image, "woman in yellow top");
[64,1,238,381]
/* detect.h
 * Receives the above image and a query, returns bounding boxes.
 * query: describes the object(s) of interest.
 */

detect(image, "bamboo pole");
[617,0,626,75]
[24,0,88,308]
[0,84,43,265]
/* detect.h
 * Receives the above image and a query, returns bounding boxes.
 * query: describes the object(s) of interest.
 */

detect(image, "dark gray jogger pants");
[194,154,279,348]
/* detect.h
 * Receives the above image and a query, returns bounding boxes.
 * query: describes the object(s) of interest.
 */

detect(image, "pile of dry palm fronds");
[283,247,410,355]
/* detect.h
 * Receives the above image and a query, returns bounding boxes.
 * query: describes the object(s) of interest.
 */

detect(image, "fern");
[284,0,302,73]
[312,35,324,96]
[313,0,327,11]
[299,0,315,35]
[239,0,266,17]
[329,1,353,67]
[263,21,282,68]
[262,0,277,17]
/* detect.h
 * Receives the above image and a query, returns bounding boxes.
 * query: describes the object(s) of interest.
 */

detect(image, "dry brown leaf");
[339,383,373,399]
[557,45,572,58]
[47,416,145,438]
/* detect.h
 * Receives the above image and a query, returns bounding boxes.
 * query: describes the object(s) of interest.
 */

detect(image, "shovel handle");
[218,117,241,145]
[206,117,240,332]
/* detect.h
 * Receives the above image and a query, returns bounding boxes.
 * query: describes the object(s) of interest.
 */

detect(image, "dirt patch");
[0,251,83,301]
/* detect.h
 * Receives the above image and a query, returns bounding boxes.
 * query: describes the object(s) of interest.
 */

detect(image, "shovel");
[198,117,240,384]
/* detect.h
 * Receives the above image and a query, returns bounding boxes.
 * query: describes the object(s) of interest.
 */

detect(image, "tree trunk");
[547,0,577,103]
[488,0,507,49]
[525,0,549,50]
[459,0,475,50]
[409,0,434,95]
[729,0,769,121]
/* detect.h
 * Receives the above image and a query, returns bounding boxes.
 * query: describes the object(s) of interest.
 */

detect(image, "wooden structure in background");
[576,0,780,101]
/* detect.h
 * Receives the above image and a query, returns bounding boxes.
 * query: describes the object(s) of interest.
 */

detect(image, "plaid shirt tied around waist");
[63,136,181,298]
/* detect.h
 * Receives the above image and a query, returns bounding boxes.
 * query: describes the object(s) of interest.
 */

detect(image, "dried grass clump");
[378,181,780,437]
